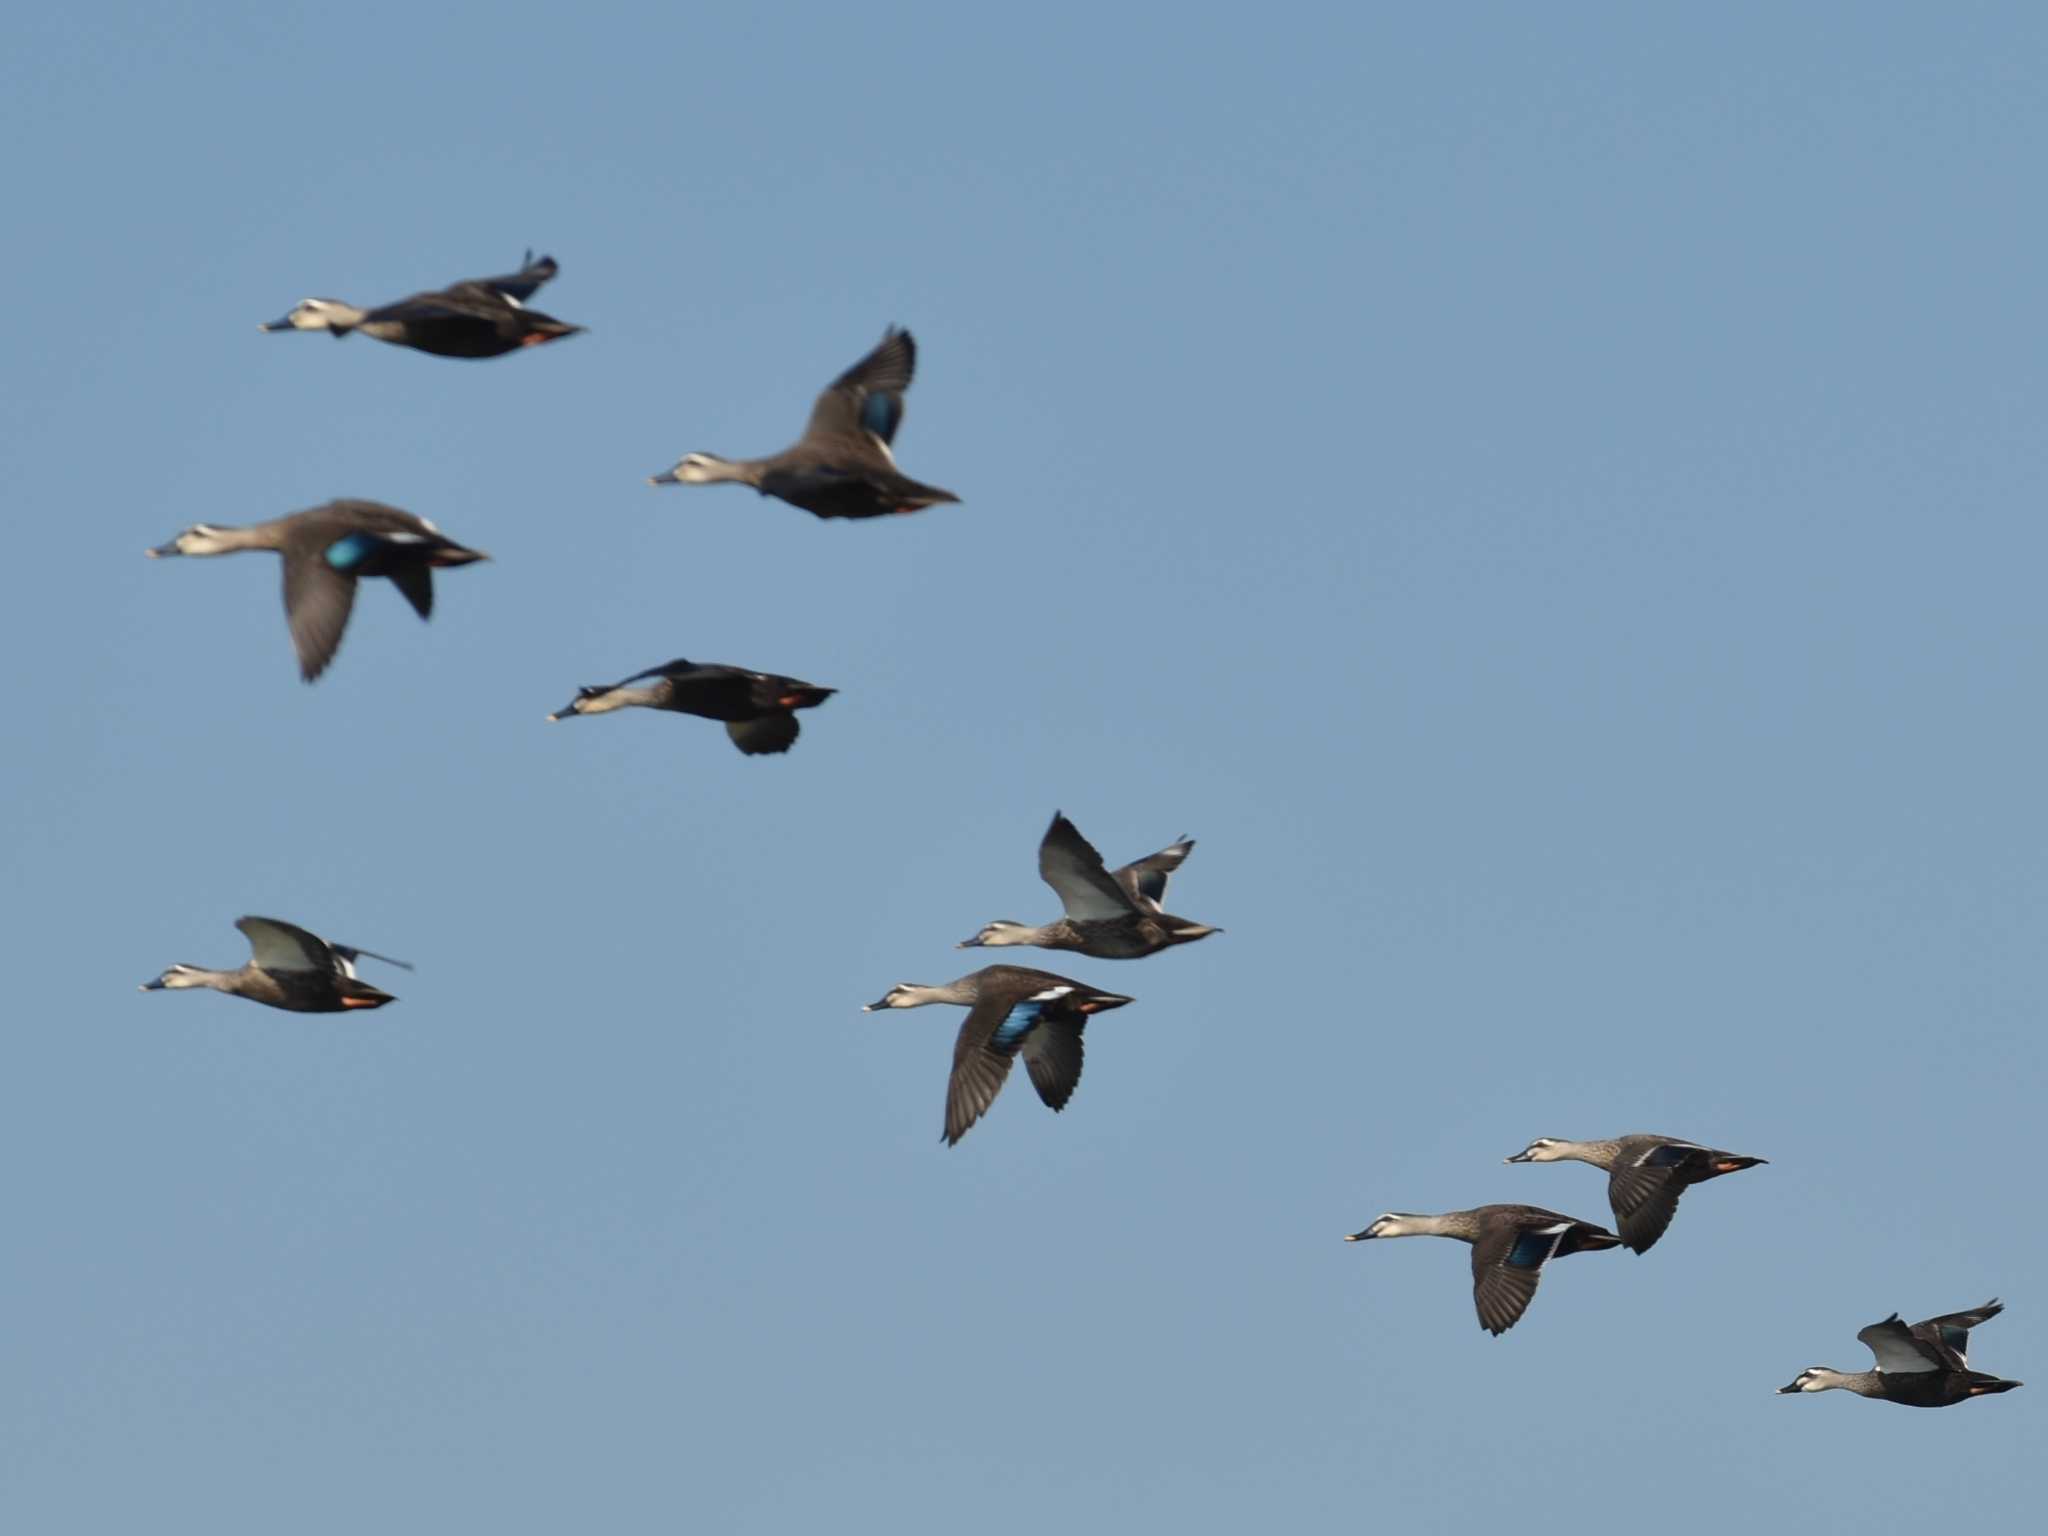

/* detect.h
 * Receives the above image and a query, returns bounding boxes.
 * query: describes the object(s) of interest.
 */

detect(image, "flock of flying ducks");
[139,254,2019,1407]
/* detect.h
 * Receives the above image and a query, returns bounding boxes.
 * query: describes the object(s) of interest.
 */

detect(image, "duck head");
[147,524,242,557]
[958,921,1033,949]
[1777,1367,1843,1394]
[140,963,210,991]
[649,453,741,486]
[261,298,365,336]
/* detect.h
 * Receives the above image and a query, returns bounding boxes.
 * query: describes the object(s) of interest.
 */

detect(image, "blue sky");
[2,3,2041,1530]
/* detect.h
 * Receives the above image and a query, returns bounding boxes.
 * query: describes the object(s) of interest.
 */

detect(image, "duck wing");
[1604,1141,1704,1252]
[1039,813,1139,921]
[1114,837,1195,912]
[328,942,414,977]
[1857,1314,1950,1374]
[1911,1300,2002,1369]
[727,714,801,755]
[466,251,558,307]
[236,916,339,975]
[1021,1018,1086,1112]
[800,327,916,453]
[1470,1217,1572,1336]
[280,551,358,681]
[943,980,1087,1145]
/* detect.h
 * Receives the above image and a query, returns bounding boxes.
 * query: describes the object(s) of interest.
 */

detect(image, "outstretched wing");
[1913,1300,2003,1369]
[236,916,338,975]
[1021,1018,1086,1112]
[801,328,916,451]
[1857,1314,1948,1374]
[1470,1220,1568,1336]
[280,557,359,682]
[1114,837,1194,912]
[1038,813,1139,921]
[468,251,558,306]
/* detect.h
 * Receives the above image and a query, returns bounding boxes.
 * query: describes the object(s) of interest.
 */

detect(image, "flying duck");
[141,916,410,1012]
[862,965,1133,1145]
[148,500,487,681]
[649,327,960,519]
[261,251,583,357]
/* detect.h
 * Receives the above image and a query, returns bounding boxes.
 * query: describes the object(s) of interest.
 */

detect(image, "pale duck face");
[147,523,236,557]
[140,963,209,991]
[958,921,1032,949]
[262,298,354,333]
[648,452,731,486]
[1777,1367,1840,1394]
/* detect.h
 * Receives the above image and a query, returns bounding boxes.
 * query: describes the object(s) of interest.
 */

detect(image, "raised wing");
[328,942,413,977]
[1113,837,1194,912]
[1913,1300,2003,1369]
[468,251,559,306]
[1857,1314,1948,1374]
[1038,813,1139,922]
[801,327,916,451]
[236,916,338,975]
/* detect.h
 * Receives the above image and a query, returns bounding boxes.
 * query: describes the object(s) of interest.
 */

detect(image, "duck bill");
[139,977,167,990]
[860,996,893,1013]
[146,539,183,558]
[955,935,985,949]
[1775,1379,1805,1394]
[1342,1227,1377,1242]
[260,315,296,332]
[648,469,681,485]
[545,698,584,722]
[1503,1150,1533,1163]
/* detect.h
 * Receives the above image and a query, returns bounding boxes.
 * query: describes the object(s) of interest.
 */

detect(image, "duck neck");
[1377,1212,1471,1241]
[1548,1138,1623,1168]
[899,978,981,1008]
[579,686,663,715]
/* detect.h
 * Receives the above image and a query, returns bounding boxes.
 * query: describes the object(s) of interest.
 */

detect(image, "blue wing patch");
[993,1000,1048,1049]
[860,389,904,445]
[323,532,382,571]
[1506,1229,1564,1269]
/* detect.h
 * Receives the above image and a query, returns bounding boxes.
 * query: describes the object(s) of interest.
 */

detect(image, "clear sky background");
[2,3,2042,1530]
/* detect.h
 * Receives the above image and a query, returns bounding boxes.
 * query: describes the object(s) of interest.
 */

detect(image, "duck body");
[1504,1132,1766,1252]
[148,500,487,681]
[141,916,410,1013]
[262,252,582,358]
[960,813,1220,960]
[1344,1203,1622,1336]
[548,658,835,755]
[862,965,1133,1145]
[1779,1300,2021,1407]
[650,327,959,520]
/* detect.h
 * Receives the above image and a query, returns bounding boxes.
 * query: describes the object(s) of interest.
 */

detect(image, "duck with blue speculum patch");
[1343,1204,1623,1335]
[862,965,1134,1145]
[649,327,960,520]
[147,500,487,681]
